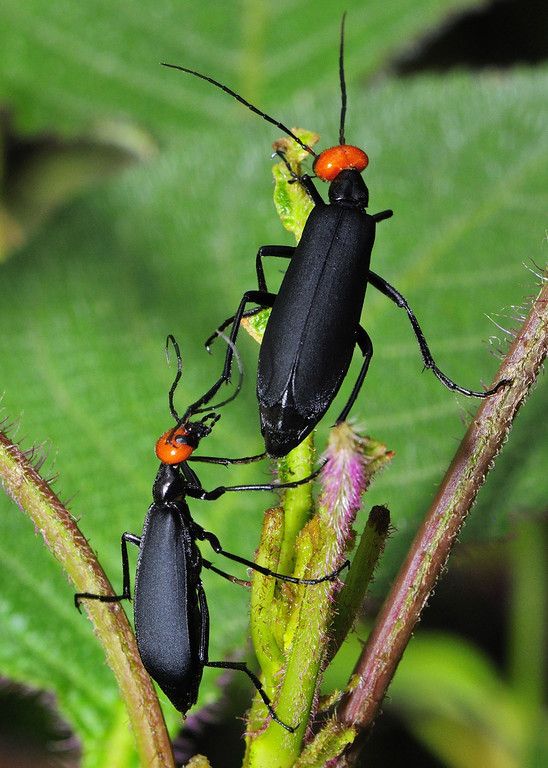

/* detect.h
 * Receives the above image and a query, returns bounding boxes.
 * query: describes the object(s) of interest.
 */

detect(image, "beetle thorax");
[328,169,369,208]
[153,463,186,504]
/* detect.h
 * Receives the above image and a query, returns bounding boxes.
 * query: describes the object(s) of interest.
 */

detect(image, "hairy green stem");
[244,135,393,767]
[277,436,315,573]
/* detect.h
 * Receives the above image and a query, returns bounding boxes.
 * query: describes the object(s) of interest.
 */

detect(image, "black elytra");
[162,14,509,458]
[256,187,382,456]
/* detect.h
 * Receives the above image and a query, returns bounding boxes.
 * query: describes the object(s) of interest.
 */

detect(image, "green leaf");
[0,1,546,764]
[0,0,483,134]
[386,633,548,768]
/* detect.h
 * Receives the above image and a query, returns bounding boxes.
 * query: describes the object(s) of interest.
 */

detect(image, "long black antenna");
[161,62,318,158]
[170,332,245,432]
[338,12,348,145]
[165,334,183,421]
[164,332,244,427]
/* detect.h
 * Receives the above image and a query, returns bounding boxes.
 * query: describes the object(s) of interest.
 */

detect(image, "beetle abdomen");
[135,506,203,712]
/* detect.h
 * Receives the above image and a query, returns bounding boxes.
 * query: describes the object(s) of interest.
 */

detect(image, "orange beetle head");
[155,414,220,465]
[313,145,368,182]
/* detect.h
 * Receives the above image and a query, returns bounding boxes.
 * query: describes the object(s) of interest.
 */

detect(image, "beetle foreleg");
[189,451,267,466]
[371,209,393,223]
[200,291,276,410]
[298,173,324,206]
[274,150,324,206]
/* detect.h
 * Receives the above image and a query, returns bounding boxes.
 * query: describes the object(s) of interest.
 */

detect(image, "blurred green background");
[0,0,546,766]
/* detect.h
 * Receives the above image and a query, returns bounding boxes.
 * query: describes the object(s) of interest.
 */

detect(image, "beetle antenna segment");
[200,412,222,428]
[163,332,242,449]
[165,334,183,421]
[192,332,244,414]
[338,12,348,146]
[161,63,318,159]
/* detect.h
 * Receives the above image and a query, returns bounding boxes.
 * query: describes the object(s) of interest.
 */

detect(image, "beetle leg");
[189,451,267,466]
[199,290,276,410]
[273,149,301,182]
[74,532,141,611]
[177,461,205,499]
[297,173,324,206]
[256,244,294,292]
[205,660,298,733]
[196,580,210,664]
[201,559,251,587]
[274,150,323,204]
[200,241,292,346]
[204,307,264,345]
[204,284,275,351]
[335,325,374,424]
[368,270,510,397]
[371,209,393,223]
[187,461,324,501]
[203,304,270,346]
[197,527,348,585]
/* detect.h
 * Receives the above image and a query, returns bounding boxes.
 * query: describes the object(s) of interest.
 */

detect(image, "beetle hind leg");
[368,270,511,398]
[205,660,298,733]
[335,325,374,424]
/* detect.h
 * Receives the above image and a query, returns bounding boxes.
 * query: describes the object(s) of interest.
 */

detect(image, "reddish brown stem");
[339,277,547,746]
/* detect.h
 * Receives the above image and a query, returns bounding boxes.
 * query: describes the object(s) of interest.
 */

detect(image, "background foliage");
[0,1,546,766]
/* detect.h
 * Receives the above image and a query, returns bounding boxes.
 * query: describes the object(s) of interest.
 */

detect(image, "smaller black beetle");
[76,337,346,731]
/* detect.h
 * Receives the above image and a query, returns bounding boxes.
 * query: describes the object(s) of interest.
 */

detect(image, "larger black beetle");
[163,16,508,457]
